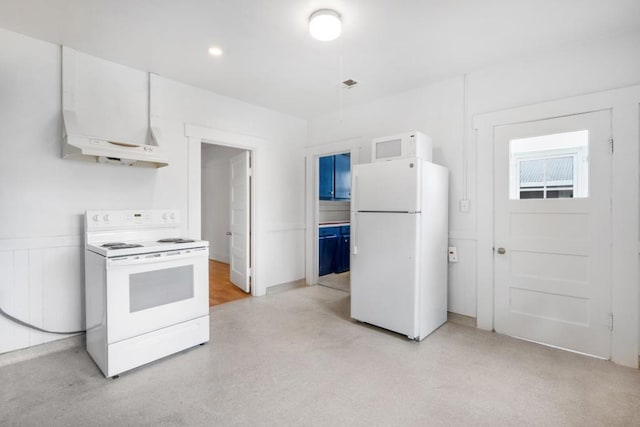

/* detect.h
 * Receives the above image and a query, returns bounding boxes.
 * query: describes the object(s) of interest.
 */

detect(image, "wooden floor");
[209,260,251,307]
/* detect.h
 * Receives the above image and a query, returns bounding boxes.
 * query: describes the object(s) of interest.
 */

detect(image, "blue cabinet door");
[334,225,350,273]
[319,227,340,276]
[319,155,335,200]
[334,153,351,200]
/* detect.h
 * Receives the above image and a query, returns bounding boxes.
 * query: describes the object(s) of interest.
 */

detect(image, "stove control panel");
[86,210,180,230]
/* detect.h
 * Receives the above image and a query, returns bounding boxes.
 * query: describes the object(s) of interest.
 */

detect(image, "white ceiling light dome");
[208,46,223,57]
[309,9,342,41]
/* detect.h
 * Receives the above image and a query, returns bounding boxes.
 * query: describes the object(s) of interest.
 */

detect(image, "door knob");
[497,247,506,254]
[226,232,232,236]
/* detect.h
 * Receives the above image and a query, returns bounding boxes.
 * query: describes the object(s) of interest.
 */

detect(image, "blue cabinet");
[319,227,339,276]
[334,153,351,199]
[319,153,350,201]
[319,156,335,200]
[319,225,350,276]
[335,225,351,273]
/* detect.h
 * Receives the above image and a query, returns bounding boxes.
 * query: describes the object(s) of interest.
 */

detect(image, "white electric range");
[84,209,210,378]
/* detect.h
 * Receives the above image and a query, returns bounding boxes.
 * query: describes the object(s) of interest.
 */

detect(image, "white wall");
[156,76,307,291]
[0,28,168,353]
[0,28,307,354]
[308,32,640,320]
[309,76,474,314]
[201,145,245,263]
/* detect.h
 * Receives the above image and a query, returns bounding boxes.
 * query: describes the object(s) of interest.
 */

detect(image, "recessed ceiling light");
[208,46,223,57]
[309,9,342,41]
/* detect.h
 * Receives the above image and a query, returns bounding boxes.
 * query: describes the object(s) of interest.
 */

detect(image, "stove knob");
[170,213,175,220]
[92,215,99,222]
[103,214,110,222]
[162,213,167,220]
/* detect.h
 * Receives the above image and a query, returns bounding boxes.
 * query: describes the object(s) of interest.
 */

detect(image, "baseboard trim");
[266,279,307,296]
[447,312,477,328]
[0,334,84,368]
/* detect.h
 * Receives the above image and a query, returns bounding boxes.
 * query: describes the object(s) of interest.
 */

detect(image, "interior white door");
[229,151,250,292]
[494,110,612,358]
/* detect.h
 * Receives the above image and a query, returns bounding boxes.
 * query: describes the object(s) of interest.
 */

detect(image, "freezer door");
[351,212,420,338]
[352,158,421,212]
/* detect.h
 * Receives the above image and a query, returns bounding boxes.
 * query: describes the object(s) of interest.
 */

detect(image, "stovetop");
[87,238,208,257]
[157,238,196,244]
[100,238,195,249]
[85,210,209,258]
[101,242,144,249]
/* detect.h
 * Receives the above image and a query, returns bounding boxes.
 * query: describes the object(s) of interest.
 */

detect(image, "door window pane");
[520,189,544,199]
[509,130,589,200]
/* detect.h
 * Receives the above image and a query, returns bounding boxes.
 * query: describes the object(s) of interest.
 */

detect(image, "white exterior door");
[229,151,250,292]
[494,110,612,358]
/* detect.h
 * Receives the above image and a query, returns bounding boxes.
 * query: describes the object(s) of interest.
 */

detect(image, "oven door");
[105,247,209,344]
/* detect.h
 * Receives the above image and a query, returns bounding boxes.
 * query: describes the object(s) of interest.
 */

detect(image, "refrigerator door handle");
[353,174,358,212]
[352,212,358,255]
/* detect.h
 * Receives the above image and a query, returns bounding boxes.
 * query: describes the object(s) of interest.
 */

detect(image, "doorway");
[317,152,351,292]
[493,110,612,358]
[201,144,252,306]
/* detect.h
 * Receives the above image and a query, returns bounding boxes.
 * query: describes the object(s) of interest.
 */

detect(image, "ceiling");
[0,0,638,118]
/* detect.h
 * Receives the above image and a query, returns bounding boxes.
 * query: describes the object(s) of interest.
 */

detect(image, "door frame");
[473,85,640,367]
[186,124,261,296]
[305,138,361,286]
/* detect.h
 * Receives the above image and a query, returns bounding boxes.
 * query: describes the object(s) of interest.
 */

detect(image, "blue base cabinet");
[335,225,350,273]
[319,227,339,276]
[319,225,350,276]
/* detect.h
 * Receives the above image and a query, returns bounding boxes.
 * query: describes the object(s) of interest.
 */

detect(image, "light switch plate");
[448,246,458,263]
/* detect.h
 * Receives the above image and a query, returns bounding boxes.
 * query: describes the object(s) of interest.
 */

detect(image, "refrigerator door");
[351,211,420,338]
[352,158,421,212]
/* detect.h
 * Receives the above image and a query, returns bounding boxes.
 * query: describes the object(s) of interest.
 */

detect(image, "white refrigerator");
[350,157,448,340]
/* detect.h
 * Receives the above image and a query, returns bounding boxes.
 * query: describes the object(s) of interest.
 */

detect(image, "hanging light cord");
[338,26,344,122]
[339,54,343,122]
[0,305,85,335]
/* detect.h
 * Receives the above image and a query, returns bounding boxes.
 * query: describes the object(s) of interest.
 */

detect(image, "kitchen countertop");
[319,221,350,227]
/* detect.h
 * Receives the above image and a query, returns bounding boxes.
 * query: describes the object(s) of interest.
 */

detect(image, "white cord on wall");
[0,305,84,335]
[462,73,469,202]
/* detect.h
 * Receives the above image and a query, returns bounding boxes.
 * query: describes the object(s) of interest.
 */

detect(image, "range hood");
[62,110,168,168]
[61,47,169,168]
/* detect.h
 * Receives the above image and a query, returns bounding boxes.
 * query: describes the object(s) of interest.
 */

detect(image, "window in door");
[509,130,589,200]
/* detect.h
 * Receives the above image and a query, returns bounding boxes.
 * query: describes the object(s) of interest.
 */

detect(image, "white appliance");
[371,131,432,162]
[62,47,168,168]
[84,209,209,377]
[350,157,448,340]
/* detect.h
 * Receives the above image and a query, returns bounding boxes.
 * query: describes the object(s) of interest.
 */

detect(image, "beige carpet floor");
[1,285,639,426]
[318,271,350,292]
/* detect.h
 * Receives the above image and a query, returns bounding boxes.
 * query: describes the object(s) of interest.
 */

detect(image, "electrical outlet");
[448,246,458,263]
[459,199,470,213]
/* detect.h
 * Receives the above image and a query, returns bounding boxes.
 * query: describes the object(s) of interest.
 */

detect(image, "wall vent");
[342,79,358,88]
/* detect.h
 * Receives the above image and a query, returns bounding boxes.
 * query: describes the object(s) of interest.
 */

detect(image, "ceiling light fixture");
[309,9,342,41]
[208,46,223,57]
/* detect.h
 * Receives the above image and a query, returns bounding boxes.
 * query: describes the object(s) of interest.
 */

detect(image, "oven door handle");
[107,247,208,267]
